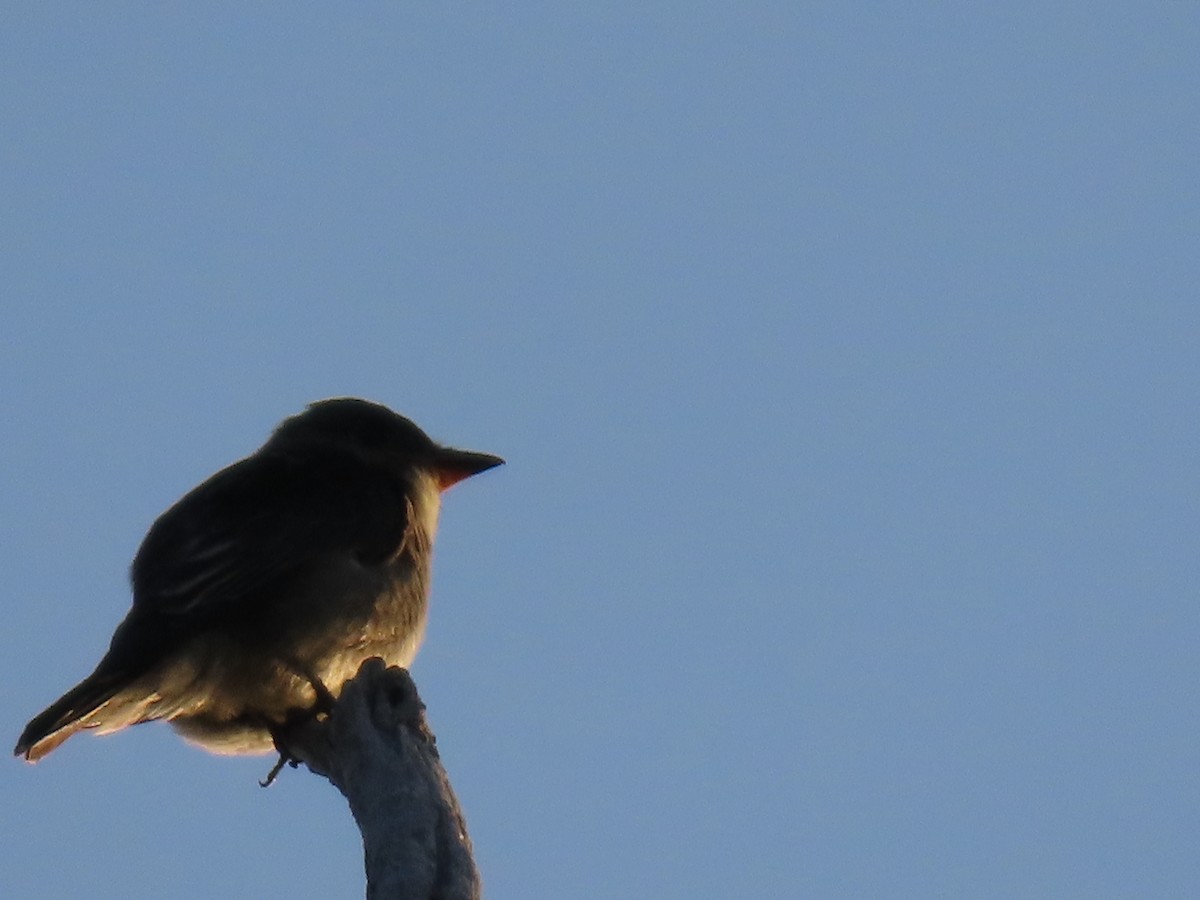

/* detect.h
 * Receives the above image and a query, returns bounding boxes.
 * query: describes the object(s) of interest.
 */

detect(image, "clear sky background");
[2,5,1197,898]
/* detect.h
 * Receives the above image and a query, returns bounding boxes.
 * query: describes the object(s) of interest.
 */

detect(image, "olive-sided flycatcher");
[15,398,502,761]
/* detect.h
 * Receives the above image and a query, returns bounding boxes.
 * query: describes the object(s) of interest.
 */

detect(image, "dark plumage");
[15,398,502,761]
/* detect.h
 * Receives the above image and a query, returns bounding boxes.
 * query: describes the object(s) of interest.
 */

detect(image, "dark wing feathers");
[102,449,411,672]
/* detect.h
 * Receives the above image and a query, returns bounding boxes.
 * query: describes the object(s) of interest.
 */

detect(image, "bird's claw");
[259,721,303,787]
[259,751,298,788]
[257,665,336,787]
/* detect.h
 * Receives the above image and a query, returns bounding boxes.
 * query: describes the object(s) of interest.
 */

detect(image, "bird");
[14,398,502,762]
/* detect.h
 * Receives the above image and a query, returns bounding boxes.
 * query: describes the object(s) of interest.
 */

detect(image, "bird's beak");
[432,447,505,491]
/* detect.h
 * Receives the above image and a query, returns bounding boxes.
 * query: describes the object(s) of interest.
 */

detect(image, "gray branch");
[281,658,481,900]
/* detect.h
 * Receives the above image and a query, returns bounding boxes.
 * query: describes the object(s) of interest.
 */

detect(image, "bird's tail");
[14,672,127,762]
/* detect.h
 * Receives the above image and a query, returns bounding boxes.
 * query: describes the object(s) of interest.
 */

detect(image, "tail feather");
[15,673,127,762]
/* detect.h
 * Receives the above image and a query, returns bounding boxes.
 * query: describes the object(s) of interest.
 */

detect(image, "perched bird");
[15,398,502,762]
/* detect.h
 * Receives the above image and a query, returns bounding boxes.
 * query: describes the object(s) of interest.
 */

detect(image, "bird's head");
[267,397,504,490]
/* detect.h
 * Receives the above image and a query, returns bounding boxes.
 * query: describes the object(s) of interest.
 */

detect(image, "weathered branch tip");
[281,658,481,900]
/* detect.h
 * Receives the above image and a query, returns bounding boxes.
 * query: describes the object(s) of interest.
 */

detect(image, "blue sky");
[3,5,1197,897]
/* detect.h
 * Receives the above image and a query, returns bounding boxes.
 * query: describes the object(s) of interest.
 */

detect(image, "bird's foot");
[259,748,297,788]
[259,715,309,787]
[257,665,338,787]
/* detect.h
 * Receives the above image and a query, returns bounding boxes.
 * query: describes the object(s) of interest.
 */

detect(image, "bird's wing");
[129,450,412,623]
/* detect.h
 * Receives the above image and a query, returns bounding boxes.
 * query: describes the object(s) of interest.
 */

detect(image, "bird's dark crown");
[266,398,436,459]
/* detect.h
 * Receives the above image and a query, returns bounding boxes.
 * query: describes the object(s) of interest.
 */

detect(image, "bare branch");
[282,659,481,900]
